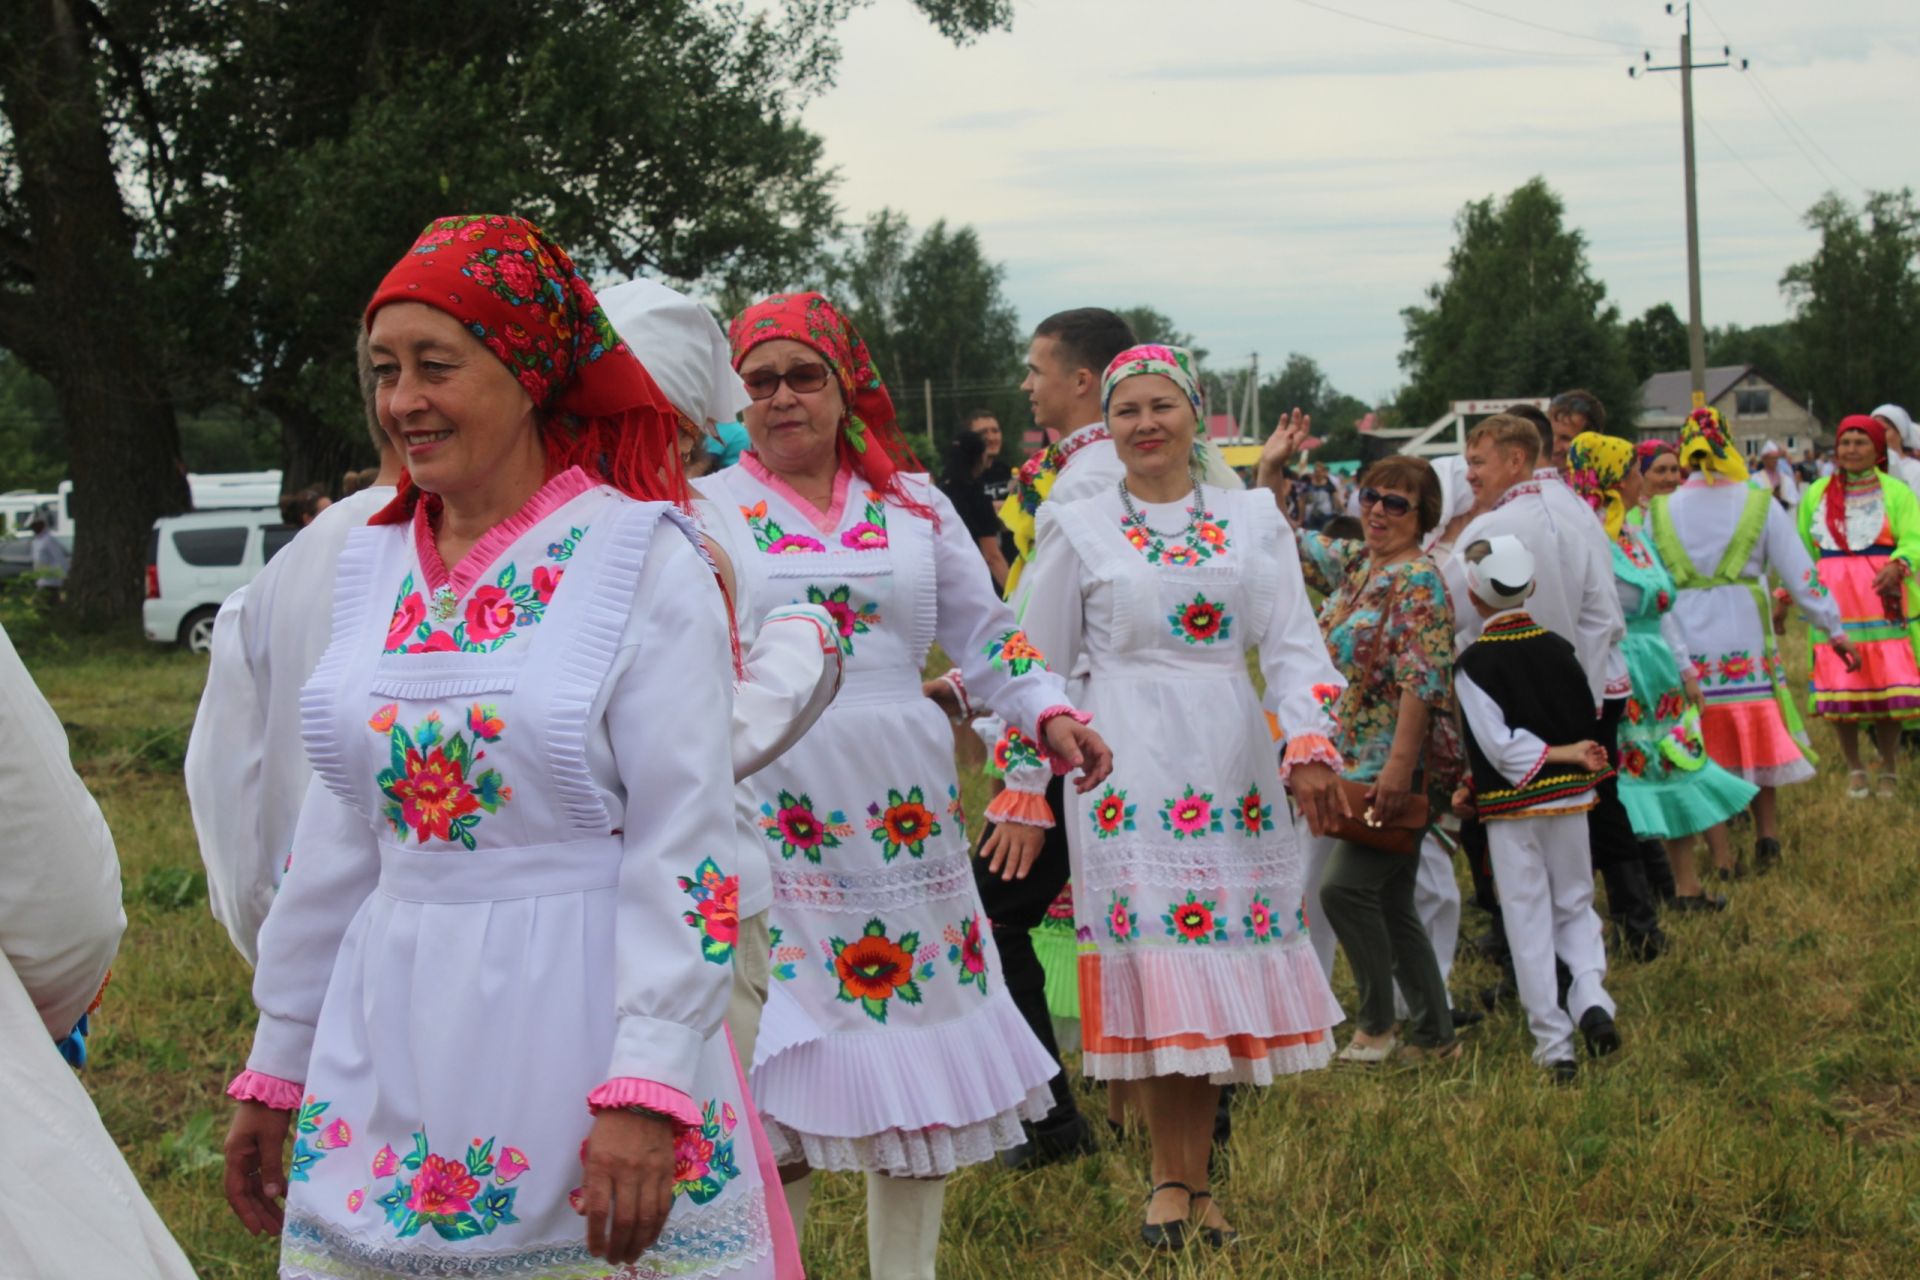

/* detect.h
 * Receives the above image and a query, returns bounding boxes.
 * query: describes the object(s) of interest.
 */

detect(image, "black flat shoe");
[1754,837,1782,875]
[1141,1181,1192,1251]
[1189,1190,1239,1249]
[1449,1004,1486,1029]
[1579,1006,1622,1058]
[1671,893,1727,913]
[1549,1058,1579,1085]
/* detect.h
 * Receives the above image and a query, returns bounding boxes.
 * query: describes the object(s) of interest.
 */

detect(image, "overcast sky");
[797,0,1919,412]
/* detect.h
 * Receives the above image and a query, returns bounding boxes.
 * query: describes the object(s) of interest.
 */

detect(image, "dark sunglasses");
[1358,488,1413,517]
[742,362,832,401]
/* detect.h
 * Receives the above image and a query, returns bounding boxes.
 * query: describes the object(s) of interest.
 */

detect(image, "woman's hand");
[921,676,961,719]
[223,1100,292,1236]
[1043,717,1113,792]
[582,1108,678,1266]
[1450,784,1477,821]
[1871,558,1910,597]
[1255,408,1313,494]
[1682,671,1705,712]
[1365,763,1415,829]
[1831,633,1864,673]
[978,822,1046,880]
[1289,762,1349,836]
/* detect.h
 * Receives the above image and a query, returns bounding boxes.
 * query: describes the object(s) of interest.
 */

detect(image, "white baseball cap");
[1464,534,1536,608]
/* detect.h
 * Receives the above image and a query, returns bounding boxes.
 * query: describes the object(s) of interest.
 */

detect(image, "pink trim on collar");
[1493,480,1543,511]
[412,466,597,596]
[740,452,853,533]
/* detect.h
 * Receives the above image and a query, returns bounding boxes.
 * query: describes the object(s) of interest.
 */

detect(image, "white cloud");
[797,0,1920,404]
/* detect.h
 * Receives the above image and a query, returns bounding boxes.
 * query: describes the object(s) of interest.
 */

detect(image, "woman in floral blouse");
[1292,454,1462,1066]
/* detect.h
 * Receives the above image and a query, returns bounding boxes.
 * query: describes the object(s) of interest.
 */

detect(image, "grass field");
[10,601,1919,1279]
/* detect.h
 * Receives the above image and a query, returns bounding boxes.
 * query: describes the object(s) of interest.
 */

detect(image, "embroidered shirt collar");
[1493,480,1543,511]
[1055,420,1110,470]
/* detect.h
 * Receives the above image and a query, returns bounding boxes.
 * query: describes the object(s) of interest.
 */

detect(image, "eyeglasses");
[741,362,832,401]
[1359,488,1413,517]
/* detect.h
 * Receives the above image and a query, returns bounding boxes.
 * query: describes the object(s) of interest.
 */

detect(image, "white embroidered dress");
[1018,484,1346,1083]
[700,458,1065,1177]
[236,469,778,1280]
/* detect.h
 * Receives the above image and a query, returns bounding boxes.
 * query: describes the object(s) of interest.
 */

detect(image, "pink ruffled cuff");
[1278,733,1344,781]
[984,787,1055,829]
[227,1069,304,1110]
[1035,705,1092,775]
[586,1079,700,1129]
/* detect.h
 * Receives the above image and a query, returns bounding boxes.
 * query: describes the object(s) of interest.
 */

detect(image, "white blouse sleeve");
[1762,502,1845,635]
[594,527,737,1113]
[982,507,1089,823]
[1455,672,1549,789]
[926,483,1071,741]
[242,776,381,1090]
[186,588,275,966]
[0,625,124,1039]
[730,603,842,783]
[1253,515,1347,776]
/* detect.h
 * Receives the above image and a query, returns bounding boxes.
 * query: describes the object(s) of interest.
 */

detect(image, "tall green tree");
[0,0,1010,621]
[1398,177,1637,430]
[1781,189,1920,422]
[1623,302,1690,385]
[830,209,1022,459]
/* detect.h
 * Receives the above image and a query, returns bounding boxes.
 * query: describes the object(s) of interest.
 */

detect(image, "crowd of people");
[7,209,1912,1279]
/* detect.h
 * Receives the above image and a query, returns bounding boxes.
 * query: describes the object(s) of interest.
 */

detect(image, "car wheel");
[181,607,219,655]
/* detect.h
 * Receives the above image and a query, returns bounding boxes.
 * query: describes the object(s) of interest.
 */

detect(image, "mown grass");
[13,610,1919,1279]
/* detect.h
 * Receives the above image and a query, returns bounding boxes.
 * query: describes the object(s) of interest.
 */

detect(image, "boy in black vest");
[1451,536,1622,1081]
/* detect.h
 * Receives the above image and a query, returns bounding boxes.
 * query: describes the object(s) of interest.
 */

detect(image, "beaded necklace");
[1116,475,1229,566]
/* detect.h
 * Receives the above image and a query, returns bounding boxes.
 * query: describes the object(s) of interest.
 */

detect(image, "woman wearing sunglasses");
[1018,345,1345,1251]
[700,291,1112,1279]
[1288,455,1464,1066]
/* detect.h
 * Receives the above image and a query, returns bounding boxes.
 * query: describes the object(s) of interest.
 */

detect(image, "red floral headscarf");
[363,214,687,523]
[728,292,931,521]
[1825,413,1890,551]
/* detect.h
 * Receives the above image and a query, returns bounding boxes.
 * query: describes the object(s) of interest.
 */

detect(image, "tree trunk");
[0,1,190,624]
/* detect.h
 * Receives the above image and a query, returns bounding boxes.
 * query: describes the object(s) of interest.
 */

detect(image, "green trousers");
[1319,838,1455,1048]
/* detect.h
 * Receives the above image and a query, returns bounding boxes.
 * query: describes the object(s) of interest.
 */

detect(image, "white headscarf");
[597,279,749,427]
[1873,403,1919,453]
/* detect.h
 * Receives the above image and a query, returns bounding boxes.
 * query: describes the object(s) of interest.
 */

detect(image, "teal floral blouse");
[1297,531,1461,787]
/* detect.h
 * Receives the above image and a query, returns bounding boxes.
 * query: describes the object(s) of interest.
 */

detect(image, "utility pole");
[923,377,934,452]
[1249,352,1259,438]
[1632,4,1746,408]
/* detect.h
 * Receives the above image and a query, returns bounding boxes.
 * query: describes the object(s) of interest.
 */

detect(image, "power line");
[1435,0,1642,50]
[1693,0,1869,194]
[1290,0,1615,60]
[1665,77,1800,217]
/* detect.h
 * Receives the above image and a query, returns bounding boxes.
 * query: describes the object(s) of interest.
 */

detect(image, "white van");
[142,508,297,653]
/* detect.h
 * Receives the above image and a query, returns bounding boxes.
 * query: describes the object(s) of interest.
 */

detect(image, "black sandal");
[1189,1190,1240,1248]
[1141,1181,1192,1251]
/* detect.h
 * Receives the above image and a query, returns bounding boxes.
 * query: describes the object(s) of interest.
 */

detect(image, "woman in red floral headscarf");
[701,291,1112,1278]
[221,215,797,1279]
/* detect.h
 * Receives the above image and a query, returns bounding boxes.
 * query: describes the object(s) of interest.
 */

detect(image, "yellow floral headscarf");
[1679,406,1749,483]
[1567,432,1635,540]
